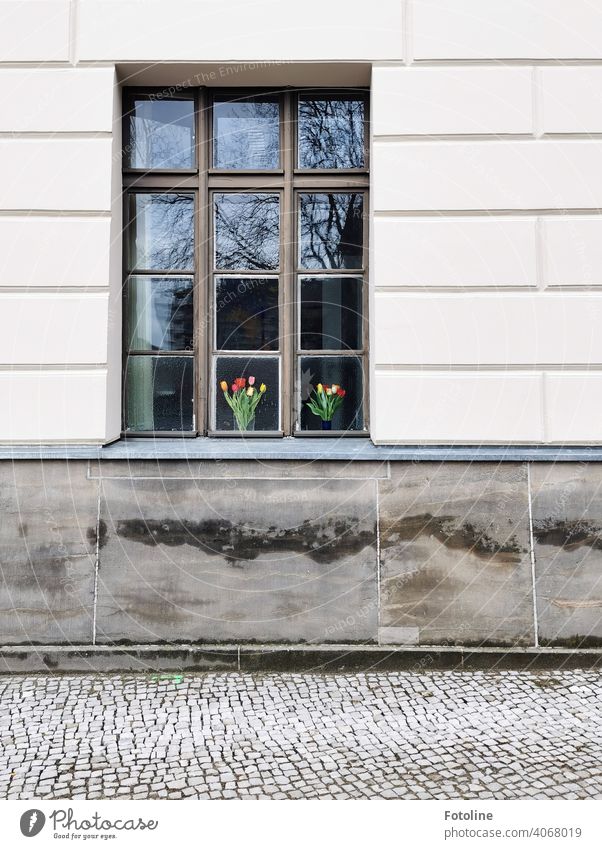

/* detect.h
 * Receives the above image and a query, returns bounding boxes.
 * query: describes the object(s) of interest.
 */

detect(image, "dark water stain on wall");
[383,513,525,563]
[86,519,108,551]
[112,516,376,565]
[534,518,602,551]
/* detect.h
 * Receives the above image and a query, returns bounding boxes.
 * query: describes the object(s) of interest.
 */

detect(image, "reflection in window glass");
[213,96,280,169]
[126,97,195,170]
[299,355,363,431]
[214,356,280,431]
[214,193,280,270]
[127,276,193,352]
[300,276,362,351]
[128,193,194,271]
[298,95,365,169]
[125,356,194,432]
[216,277,279,351]
[299,193,363,269]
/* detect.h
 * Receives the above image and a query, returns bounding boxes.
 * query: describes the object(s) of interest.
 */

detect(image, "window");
[123,88,368,436]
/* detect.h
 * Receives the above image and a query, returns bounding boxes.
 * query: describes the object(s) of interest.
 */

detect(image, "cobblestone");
[0,671,600,799]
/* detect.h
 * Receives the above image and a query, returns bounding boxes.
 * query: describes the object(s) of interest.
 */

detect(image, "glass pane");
[298,95,365,169]
[213,96,280,169]
[126,96,195,170]
[215,356,280,431]
[128,193,194,271]
[216,277,279,351]
[299,355,364,431]
[299,193,363,270]
[214,193,279,270]
[300,276,362,351]
[127,276,193,352]
[125,356,194,432]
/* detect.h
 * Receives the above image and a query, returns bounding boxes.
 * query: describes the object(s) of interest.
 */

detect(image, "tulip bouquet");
[219,376,266,431]
[305,383,346,430]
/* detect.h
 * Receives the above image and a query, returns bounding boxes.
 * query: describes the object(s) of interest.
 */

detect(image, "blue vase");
[321,420,332,431]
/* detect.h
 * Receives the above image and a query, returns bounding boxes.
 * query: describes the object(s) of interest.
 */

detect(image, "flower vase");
[235,414,255,432]
[321,420,332,431]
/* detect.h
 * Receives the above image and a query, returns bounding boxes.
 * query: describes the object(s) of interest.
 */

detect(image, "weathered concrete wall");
[379,463,534,647]
[1,460,602,648]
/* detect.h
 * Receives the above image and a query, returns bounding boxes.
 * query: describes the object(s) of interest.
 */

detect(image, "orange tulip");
[220,380,228,392]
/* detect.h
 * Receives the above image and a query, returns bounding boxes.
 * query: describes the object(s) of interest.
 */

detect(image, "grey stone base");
[1,644,601,674]
[2,459,602,652]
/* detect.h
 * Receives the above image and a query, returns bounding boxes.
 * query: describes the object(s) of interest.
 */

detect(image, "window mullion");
[282,92,294,436]
[197,86,209,435]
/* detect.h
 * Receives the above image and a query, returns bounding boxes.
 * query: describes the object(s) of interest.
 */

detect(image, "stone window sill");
[1,438,602,462]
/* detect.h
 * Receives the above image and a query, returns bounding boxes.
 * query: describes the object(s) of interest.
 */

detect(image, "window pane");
[298,95,365,169]
[213,96,279,169]
[125,356,194,432]
[299,355,364,431]
[214,193,279,270]
[299,193,363,270]
[127,276,193,352]
[128,193,194,271]
[215,356,280,431]
[300,276,362,351]
[126,96,195,170]
[216,277,279,351]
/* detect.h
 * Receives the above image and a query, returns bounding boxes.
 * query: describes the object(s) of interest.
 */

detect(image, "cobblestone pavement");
[0,670,601,799]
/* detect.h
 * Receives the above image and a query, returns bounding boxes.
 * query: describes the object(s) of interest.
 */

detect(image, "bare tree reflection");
[299,193,363,269]
[298,97,365,169]
[130,193,195,271]
[215,193,280,269]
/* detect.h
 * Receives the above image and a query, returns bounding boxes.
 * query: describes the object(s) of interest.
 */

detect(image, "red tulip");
[337,388,346,397]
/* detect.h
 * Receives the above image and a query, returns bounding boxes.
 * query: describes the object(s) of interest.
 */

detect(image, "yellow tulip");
[219,380,228,392]
[331,384,339,393]
[317,383,323,394]
[246,386,254,396]
[260,383,267,393]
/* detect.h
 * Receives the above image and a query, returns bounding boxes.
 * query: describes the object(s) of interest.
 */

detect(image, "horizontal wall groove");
[374,133,602,143]
[0,210,112,218]
[0,286,110,294]
[0,364,108,372]
[411,59,602,67]
[0,131,112,140]
[375,289,602,298]
[374,286,540,293]
[375,364,602,372]
[373,137,602,146]
[373,209,602,218]
[373,134,537,142]
[0,62,74,69]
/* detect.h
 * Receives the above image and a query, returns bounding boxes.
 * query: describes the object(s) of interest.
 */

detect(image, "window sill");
[3,438,602,462]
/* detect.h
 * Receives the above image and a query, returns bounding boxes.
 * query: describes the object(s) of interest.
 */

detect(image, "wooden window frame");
[122,86,369,438]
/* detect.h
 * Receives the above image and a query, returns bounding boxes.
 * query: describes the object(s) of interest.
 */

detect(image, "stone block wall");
[2,459,601,648]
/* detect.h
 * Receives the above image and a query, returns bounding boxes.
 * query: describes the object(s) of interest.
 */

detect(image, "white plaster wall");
[1,0,602,444]
[371,0,602,444]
